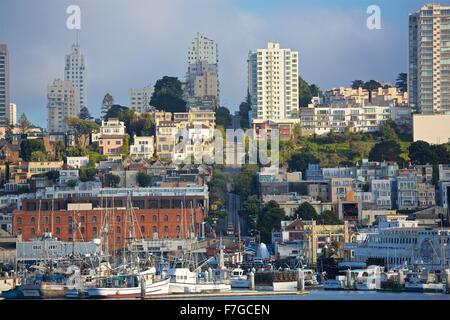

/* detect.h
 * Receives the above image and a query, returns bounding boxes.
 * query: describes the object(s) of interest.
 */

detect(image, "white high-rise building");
[0,44,10,126]
[64,44,87,112]
[248,42,299,121]
[7,103,16,125]
[186,33,220,108]
[47,79,79,133]
[188,33,218,65]
[129,85,154,113]
[409,4,450,114]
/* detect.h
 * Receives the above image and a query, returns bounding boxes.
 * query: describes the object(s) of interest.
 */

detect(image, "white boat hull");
[324,280,345,290]
[405,282,445,293]
[169,282,231,294]
[230,278,249,288]
[87,278,170,298]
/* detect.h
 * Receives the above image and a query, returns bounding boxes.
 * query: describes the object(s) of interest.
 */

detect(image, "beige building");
[47,79,79,133]
[248,42,299,121]
[130,135,154,159]
[27,161,64,179]
[324,87,408,107]
[413,114,450,144]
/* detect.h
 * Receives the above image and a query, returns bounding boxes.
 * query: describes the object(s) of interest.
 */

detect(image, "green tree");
[18,113,32,134]
[351,80,365,89]
[320,210,341,225]
[233,164,258,202]
[288,152,319,174]
[208,169,229,202]
[101,93,114,118]
[239,93,252,129]
[20,139,46,161]
[104,104,129,120]
[395,73,407,93]
[309,84,322,97]
[379,121,399,142]
[136,172,152,187]
[65,117,100,147]
[216,107,232,128]
[369,140,402,162]
[298,76,313,107]
[122,135,129,156]
[31,150,47,162]
[150,76,186,113]
[79,167,97,182]
[104,174,120,187]
[258,200,285,243]
[431,144,450,164]
[79,106,91,120]
[66,180,78,188]
[408,140,434,165]
[363,80,382,103]
[240,195,262,231]
[293,202,319,220]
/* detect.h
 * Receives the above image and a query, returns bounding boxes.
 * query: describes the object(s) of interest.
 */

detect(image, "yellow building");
[27,161,64,179]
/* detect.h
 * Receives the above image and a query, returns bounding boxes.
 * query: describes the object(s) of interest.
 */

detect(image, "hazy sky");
[0,0,439,127]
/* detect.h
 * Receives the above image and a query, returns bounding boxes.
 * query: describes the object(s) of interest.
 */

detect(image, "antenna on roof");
[75,29,79,46]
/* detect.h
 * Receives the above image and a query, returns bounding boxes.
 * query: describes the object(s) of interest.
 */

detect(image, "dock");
[145,290,310,300]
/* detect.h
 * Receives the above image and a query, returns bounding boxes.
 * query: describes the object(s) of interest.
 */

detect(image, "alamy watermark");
[171,125,280,167]
[66,5,81,30]
[367,5,381,30]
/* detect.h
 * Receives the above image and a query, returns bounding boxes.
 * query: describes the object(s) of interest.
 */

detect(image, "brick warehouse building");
[12,194,207,252]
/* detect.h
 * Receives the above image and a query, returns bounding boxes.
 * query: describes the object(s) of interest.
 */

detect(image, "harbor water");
[171,290,450,300]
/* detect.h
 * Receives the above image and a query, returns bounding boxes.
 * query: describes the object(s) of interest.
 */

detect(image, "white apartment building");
[129,85,154,113]
[47,79,79,133]
[248,42,299,121]
[0,44,9,126]
[188,32,218,65]
[186,33,219,107]
[64,44,87,111]
[300,104,391,135]
[371,179,394,209]
[409,4,450,114]
[155,109,216,162]
[94,118,126,138]
[130,135,154,159]
[58,170,79,184]
[66,156,90,169]
[7,102,16,125]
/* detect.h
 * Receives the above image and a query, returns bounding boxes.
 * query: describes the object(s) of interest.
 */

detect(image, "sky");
[0,0,445,128]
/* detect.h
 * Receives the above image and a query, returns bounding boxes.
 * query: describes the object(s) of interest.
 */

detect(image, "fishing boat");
[404,270,445,293]
[229,267,249,288]
[0,276,21,293]
[323,277,346,290]
[87,267,169,298]
[167,267,231,294]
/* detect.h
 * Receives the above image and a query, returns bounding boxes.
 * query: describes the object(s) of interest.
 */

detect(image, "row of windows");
[25,225,183,236]
[17,213,194,225]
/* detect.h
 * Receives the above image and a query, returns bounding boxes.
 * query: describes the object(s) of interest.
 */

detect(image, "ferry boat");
[86,268,170,298]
